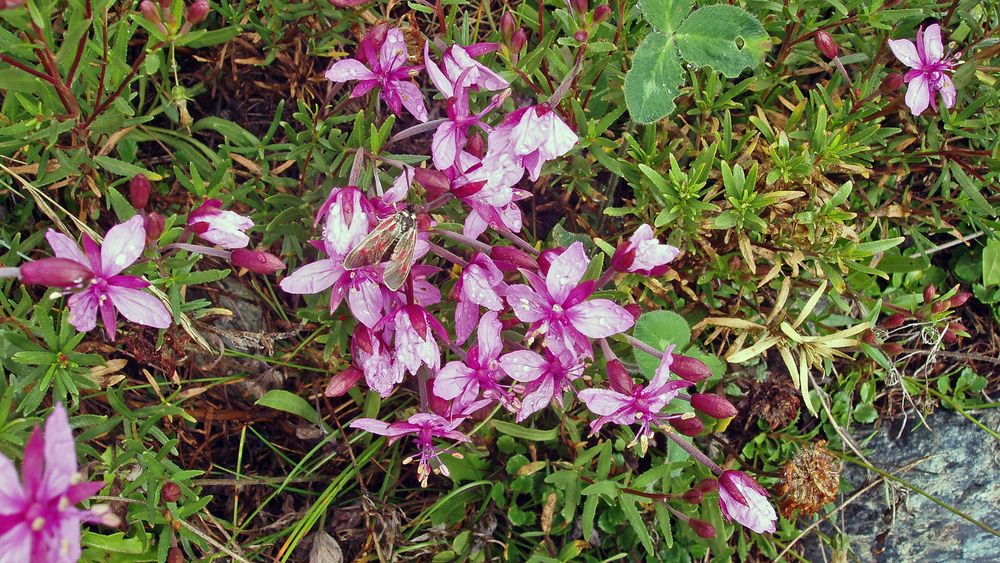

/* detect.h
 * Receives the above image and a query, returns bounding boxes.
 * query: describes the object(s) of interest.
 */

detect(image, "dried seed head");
[775,440,841,519]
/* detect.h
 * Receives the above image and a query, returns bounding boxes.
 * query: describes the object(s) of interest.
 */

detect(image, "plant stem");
[661,425,724,475]
[164,242,232,259]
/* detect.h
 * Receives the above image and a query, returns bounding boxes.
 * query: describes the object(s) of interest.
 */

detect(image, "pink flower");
[325,27,428,122]
[44,217,172,340]
[500,349,583,422]
[351,325,405,397]
[424,43,509,97]
[612,224,679,276]
[315,186,374,256]
[0,404,119,562]
[888,24,958,116]
[507,242,634,359]
[188,199,254,249]
[718,470,777,534]
[388,305,447,376]
[349,412,470,487]
[453,253,507,344]
[488,105,578,182]
[577,345,692,450]
[435,312,518,411]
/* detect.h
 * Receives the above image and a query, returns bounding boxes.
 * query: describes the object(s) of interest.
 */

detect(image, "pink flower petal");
[106,286,172,329]
[45,229,89,268]
[546,242,588,303]
[100,215,146,277]
[905,73,931,116]
[938,74,957,108]
[566,299,635,338]
[41,404,77,499]
[348,277,384,328]
[432,121,462,170]
[279,259,341,294]
[378,28,408,72]
[348,418,392,435]
[922,24,944,62]
[476,311,503,361]
[500,350,547,383]
[434,361,475,400]
[0,522,32,561]
[395,80,428,122]
[0,452,27,510]
[324,59,375,82]
[577,388,629,416]
[517,375,554,422]
[506,284,548,323]
[67,290,99,333]
[888,38,921,68]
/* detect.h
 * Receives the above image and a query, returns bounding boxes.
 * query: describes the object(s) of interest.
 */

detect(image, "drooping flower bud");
[325,367,363,397]
[413,168,451,199]
[490,246,537,272]
[19,258,93,288]
[880,72,904,94]
[931,301,947,314]
[689,518,717,539]
[695,478,718,493]
[510,29,528,54]
[139,0,161,24]
[185,0,209,24]
[537,247,565,276]
[129,174,152,210]
[682,488,703,504]
[623,303,642,322]
[158,0,172,9]
[879,312,906,329]
[500,12,516,44]
[923,284,937,303]
[606,359,634,394]
[572,0,588,16]
[814,31,839,59]
[718,470,777,534]
[671,354,711,382]
[574,30,589,43]
[669,414,704,436]
[592,4,611,24]
[144,212,165,244]
[230,249,285,274]
[690,393,738,419]
[949,291,972,308]
[161,481,182,503]
[882,342,903,355]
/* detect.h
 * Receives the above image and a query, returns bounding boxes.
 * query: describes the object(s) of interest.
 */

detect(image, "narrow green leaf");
[255,390,320,426]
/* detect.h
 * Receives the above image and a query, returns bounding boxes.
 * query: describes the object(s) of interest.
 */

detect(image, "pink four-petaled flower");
[187,199,254,249]
[717,470,778,534]
[349,412,470,487]
[435,311,518,412]
[612,224,679,276]
[888,24,958,116]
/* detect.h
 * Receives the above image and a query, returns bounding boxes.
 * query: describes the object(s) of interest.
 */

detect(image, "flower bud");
[167,547,184,563]
[490,246,537,272]
[690,393,738,419]
[606,359,634,394]
[129,174,152,210]
[689,518,716,539]
[923,284,937,303]
[185,0,209,24]
[144,212,165,244]
[942,328,957,344]
[880,72,904,94]
[537,247,565,276]
[931,301,946,314]
[879,312,906,330]
[465,132,485,158]
[862,330,877,345]
[610,242,635,272]
[325,367,363,397]
[161,481,182,503]
[510,29,527,54]
[623,303,642,322]
[682,488,703,504]
[574,30,589,43]
[592,4,611,24]
[695,478,718,493]
[158,0,172,9]
[669,414,703,436]
[19,258,93,288]
[572,0,588,15]
[500,12,516,44]
[413,168,451,198]
[949,291,972,308]
[882,342,903,356]
[427,377,453,417]
[671,354,711,382]
[814,31,839,59]
[231,249,285,275]
[139,0,161,24]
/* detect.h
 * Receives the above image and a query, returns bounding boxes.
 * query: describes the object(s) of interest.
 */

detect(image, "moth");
[343,209,418,291]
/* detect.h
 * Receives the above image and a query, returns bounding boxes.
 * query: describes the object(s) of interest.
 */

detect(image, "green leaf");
[620,495,655,556]
[949,161,995,216]
[492,420,558,441]
[877,250,929,273]
[93,155,163,181]
[255,390,320,426]
[625,33,684,123]
[632,311,691,378]
[638,0,690,35]
[675,5,770,78]
[984,238,1000,287]
[105,186,137,222]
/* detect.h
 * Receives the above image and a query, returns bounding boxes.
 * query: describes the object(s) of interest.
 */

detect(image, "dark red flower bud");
[465,132,485,159]
[572,0,588,15]
[671,354,711,382]
[406,305,428,339]
[325,367,363,397]
[592,4,611,24]
[862,330,877,345]
[880,72,904,93]
[695,478,718,493]
[158,0,172,8]
[931,301,947,314]
[880,313,906,329]
[814,31,839,59]
[451,179,486,199]
[669,414,703,436]
[949,291,972,308]
[231,249,285,274]
[623,303,642,322]
[942,328,957,344]
[129,174,152,210]
[167,547,184,563]
[413,168,451,199]
[682,488,703,504]
[19,258,93,288]
[611,242,635,272]
[574,30,589,43]
[689,518,716,539]
[500,12,516,44]
[511,29,528,54]
[161,481,182,503]
[185,0,209,24]
[144,212,165,244]
[606,359,634,394]
[923,284,937,303]
[490,246,537,272]
[882,342,903,356]
[426,377,453,416]
[139,0,161,24]
[690,393,738,419]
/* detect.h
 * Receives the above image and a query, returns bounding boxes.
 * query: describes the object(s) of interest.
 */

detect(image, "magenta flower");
[349,412,470,487]
[487,105,578,182]
[507,242,634,359]
[44,216,171,340]
[315,186,374,256]
[350,325,405,397]
[500,348,583,422]
[888,24,958,116]
[718,470,777,534]
[325,27,428,122]
[188,199,254,249]
[388,305,448,377]
[453,253,507,344]
[612,224,679,276]
[435,312,518,411]
[0,404,119,562]
[577,345,692,451]
[424,43,509,97]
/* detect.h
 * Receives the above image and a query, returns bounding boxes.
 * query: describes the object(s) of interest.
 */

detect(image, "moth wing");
[343,215,400,270]
[382,226,418,291]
